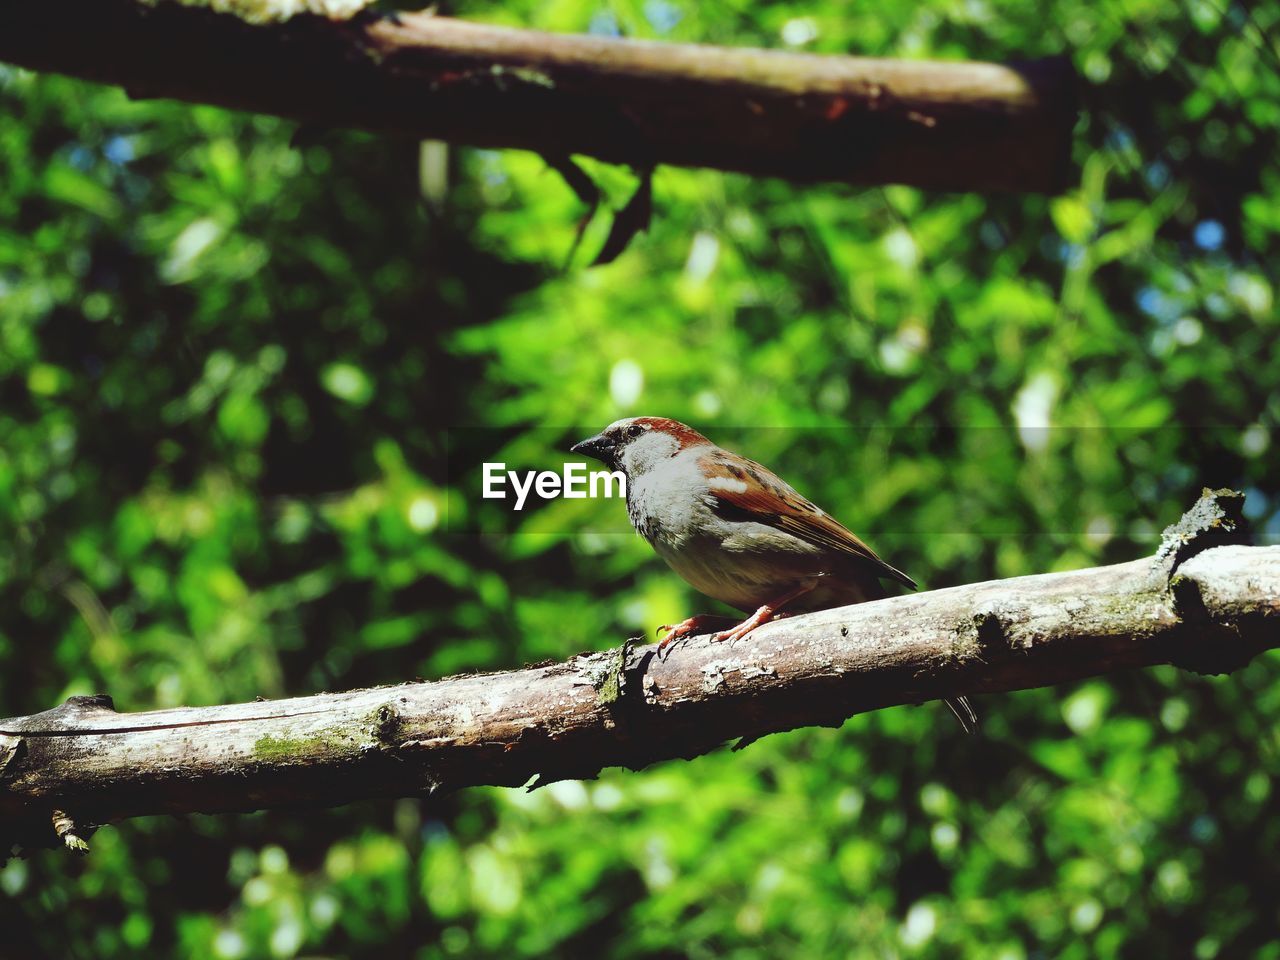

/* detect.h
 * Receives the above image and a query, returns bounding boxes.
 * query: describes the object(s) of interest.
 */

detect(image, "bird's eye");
[626,423,644,439]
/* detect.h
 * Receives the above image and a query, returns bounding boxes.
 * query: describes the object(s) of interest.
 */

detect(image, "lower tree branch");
[0,2,1076,193]
[2,491,1276,855]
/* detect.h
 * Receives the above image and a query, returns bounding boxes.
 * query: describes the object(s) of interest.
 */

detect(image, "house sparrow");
[572,416,975,731]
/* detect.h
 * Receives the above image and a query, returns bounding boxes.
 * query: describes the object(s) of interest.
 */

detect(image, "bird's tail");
[945,696,979,733]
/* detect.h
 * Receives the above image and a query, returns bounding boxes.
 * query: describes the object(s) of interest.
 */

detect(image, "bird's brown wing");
[700,451,918,591]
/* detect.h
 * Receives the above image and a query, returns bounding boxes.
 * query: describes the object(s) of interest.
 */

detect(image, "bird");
[571,416,976,731]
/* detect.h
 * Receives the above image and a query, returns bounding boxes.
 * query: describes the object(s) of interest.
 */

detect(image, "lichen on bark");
[135,0,374,25]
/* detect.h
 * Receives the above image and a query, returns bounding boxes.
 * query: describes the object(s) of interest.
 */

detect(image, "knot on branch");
[1156,490,1270,675]
[587,639,632,707]
[63,694,117,717]
[521,639,663,790]
[970,607,1008,650]
[1154,488,1247,576]
[951,604,1011,669]
[11,693,119,736]
[1153,489,1262,675]
[588,638,654,711]
[1167,572,1266,676]
[367,702,402,748]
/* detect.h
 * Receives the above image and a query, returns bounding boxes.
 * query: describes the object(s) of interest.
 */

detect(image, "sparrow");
[571,416,975,731]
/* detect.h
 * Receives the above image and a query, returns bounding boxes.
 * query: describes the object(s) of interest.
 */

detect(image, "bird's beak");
[571,433,615,464]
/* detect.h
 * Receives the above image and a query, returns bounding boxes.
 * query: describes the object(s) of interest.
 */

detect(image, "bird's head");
[571,417,711,477]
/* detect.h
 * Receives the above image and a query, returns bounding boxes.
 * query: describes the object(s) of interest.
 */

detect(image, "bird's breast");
[625,454,708,546]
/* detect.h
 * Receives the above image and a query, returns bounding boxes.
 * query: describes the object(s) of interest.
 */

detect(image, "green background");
[3,0,1280,956]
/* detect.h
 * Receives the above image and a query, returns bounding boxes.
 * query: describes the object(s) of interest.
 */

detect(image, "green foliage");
[2,0,1280,957]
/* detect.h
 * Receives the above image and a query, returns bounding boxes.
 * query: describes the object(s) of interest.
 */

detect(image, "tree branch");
[1,491,1276,856]
[0,2,1076,193]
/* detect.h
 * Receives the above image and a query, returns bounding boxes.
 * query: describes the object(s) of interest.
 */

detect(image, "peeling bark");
[1,492,1276,856]
[0,2,1076,193]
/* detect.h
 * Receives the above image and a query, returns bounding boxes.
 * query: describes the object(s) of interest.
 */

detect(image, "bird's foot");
[708,582,818,645]
[656,615,737,659]
[710,610,788,645]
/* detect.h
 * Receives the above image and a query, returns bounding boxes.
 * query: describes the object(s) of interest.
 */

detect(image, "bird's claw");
[656,622,693,661]
[655,615,731,660]
[654,611,789,660]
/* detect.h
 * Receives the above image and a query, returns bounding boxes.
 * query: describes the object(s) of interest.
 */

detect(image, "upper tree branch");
[1,491,1276,855]
[0,2,1076,192]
